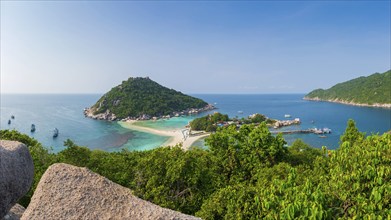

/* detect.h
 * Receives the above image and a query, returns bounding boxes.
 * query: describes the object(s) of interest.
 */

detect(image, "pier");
[271,128,331,135]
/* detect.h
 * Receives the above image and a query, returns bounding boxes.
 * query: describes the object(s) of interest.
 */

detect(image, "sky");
[1,1,390,94]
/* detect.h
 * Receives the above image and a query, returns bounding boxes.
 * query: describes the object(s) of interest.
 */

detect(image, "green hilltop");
[305,70,391,106]
[87,77,210,119]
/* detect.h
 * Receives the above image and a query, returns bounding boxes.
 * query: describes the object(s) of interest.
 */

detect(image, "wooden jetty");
[271,128,331,135]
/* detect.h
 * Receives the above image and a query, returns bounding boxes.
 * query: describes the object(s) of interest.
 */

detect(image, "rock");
[22,163,200,220]
[0,141,34,219]
[2,204,25,220]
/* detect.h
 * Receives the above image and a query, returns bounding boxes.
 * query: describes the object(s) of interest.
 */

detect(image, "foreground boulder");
[2,204,25,220]
[0,141,34,218]
[22,163,200,220]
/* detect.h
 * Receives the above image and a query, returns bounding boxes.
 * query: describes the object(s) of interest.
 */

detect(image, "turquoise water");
[133,116,197,130]
[0,94,169,152]
[1,94,390,151]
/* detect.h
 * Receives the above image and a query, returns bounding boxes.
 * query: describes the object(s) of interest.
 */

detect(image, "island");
[304,70,391,108]
[84,77,215,121]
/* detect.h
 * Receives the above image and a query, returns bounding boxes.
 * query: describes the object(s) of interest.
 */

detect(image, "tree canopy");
[305,70,391,105]
[1,119,390,219]
[90,77,208,118]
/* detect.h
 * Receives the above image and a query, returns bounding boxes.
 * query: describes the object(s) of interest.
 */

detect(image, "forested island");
[84,77,214,120]
[1,120,390,219]
[189,112,291,132]
[304,70,391,108]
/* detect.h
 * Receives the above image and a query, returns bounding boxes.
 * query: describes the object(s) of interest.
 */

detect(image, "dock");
[271,128,331,135]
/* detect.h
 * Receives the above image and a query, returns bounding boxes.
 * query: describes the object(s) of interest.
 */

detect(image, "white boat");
[238,111,243,114]
[284,114,291,118]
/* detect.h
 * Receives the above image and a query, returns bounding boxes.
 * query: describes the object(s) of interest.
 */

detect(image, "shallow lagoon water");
[1,94,389,152]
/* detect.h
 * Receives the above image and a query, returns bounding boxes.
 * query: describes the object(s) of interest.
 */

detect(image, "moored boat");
[11,115,15,119]
[31,124,36,132]
[8,119,11,125]
[53,128,59,138]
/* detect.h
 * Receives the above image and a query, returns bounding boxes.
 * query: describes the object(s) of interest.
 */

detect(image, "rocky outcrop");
[2,204,25,220]
[83,108,117,121]
[0,141,34,219]
[303,97,391,108]
[22,163,200,220]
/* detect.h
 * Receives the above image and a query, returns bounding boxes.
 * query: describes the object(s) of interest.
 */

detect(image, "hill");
[85,77,213,120]
[304,70,391,108]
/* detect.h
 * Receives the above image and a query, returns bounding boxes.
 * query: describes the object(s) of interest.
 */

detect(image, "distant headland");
[304,70,391,108]
[84,77,215,121]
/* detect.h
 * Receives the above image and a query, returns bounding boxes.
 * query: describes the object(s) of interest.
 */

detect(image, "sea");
[1,94,390,152]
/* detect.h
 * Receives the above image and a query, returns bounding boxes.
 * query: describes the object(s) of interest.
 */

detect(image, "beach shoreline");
[118,120,209,150]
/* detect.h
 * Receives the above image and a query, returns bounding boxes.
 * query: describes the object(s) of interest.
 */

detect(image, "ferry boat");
[53,128,59,138]
[31,124,36,132]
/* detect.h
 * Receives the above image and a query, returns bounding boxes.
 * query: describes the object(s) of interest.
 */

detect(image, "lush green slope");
[89,77,208,119]
[305,70,391,105]
[3,120,390,219]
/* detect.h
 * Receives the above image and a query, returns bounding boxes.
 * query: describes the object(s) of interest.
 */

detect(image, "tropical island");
[304,70,391,108]
[84,77,215,121]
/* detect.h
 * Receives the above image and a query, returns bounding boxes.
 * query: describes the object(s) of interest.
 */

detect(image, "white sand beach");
[118,121,209,150]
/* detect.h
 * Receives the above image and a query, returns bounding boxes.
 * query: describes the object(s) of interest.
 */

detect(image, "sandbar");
[118,121,209,150]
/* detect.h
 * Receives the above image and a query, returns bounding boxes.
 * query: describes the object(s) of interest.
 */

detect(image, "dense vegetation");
[190,112,229,132]
[1,119,390,218]
[189,112,271,132]
[90,77,208,118]
[305,70,391,105]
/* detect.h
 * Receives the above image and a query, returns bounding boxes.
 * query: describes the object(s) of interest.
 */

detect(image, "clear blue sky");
[1,1,390,94]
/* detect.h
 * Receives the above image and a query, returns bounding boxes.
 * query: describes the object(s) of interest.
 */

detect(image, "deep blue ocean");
[1,94,390,152]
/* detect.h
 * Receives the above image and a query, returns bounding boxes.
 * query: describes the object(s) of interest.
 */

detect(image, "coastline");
[118,121,209,150]
[303,97,391,109]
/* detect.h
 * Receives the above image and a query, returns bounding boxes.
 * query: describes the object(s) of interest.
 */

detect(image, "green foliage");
[206,123,287,183]
[326,132,391,218]
[189,112,229,132]
[340,119,365,146]
[91,77,208,118]
[248,113,267,124]
[1,119,389,218]
[0,130,56,207]
[286,139,324,167]
[130,147,219,214]
[305,70,391,105]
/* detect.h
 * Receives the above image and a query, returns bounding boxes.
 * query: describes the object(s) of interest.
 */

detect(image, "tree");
[340,119,365,146]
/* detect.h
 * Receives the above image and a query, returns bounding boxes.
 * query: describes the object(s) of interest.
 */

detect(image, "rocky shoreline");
[303,97,391,109]
[84,104,216,121]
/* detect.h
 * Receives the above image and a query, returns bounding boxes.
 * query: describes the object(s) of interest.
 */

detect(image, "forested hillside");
[88,77,209,119]
[305,70,391,106]
[1,120,390,219]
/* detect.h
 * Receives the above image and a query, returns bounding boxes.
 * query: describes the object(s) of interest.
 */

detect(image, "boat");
[322,128,332,134]
[11,115,15,119]
[284,114,291,118]
[53,128,59,138]
[31,124,36,132]
[318,135,327,138]
[238,111,243,114]
[8,119,11,125]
